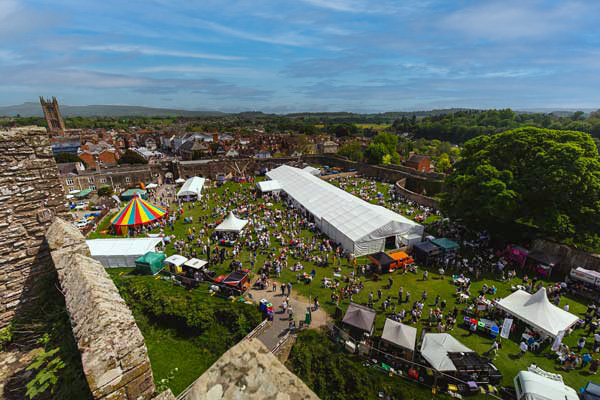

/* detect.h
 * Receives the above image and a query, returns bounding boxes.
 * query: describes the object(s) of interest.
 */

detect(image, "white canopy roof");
[215,212,248,233]
[496,288,579,337]
[175,178,186,184]
[303,166,321,176]
[420,333,473,372]
[164,254,188,267]
[515,371,579,400]
[381,319,417,351]
[266,165,423,256]
[146,183,158,189]
[177,176,205,198]
[257,180,282,193]
[86,238,163,268]
[184,258,208,270]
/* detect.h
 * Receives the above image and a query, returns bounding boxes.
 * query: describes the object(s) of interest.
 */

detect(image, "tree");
[118,150,148,165]
[97,186,113,197]
[372,133,398,155]
[338,142,364,162]
[442,127,600,250]
[364,143,387,164]
[436,153,452,174]
[53,153,81,164]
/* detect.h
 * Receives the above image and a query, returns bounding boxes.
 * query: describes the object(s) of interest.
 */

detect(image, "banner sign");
[500,318,513,339]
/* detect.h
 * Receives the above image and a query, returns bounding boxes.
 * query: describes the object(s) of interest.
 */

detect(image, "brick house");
[405,154,431,173]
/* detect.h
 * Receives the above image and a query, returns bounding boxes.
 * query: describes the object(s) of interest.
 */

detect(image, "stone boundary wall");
[46,218,157,400]
[0,126,68,328]
[531,239,600,274]
[394,180,439,209]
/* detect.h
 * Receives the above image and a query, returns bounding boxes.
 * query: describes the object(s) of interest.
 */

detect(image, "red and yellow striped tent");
[111,196,166,234]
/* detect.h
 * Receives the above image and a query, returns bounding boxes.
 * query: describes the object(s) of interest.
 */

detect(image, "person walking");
[288,305,293,321]
[398,287,403,304]
[377,289,382,301]
[314,296,319,311]
[519,340,528,356]
[280,283,286,296]
[287,282,293,296]
[405,291,410,304]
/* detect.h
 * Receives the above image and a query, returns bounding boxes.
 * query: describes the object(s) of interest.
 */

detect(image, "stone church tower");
[39,96,66,135]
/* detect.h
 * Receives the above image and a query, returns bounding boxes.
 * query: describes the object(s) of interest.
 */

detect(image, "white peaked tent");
[215,212,248,233]
[382,319,417,351]
[177,176,205,199]
[303,166,321,176]
[495,288,579,338]
[267,165,424,256]
[420,333,474,372]
[257,180,282,193]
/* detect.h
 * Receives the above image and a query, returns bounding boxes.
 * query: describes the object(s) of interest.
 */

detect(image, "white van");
[514,370,578,400]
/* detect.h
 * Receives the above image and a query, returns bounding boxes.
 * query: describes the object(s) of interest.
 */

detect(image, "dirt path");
[247,280,328,351]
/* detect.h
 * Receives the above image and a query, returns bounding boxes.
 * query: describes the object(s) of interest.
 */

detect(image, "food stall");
[164,254,188,274]
[503,245,528,268]
[568,267,600,302]
[368,252,395,274]
[412,241,442,265]
[388,251,414,271]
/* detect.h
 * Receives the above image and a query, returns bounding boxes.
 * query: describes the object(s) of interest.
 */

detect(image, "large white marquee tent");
[177,176,205,199]
[495,288,579,338]
[86,238,163,268]
[266,165,423,256]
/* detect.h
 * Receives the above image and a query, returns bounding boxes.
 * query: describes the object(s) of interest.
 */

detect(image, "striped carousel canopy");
[111,196,166,226]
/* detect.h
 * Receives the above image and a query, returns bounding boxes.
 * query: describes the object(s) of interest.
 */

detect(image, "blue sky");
[1,0,599,112]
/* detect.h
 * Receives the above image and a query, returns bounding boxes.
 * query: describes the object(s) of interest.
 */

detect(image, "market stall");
[495,287,579,338]
[526,250,557,277]
[368,252,395,274]
[342,302,376,339]
[164,254,188,274]
[503,245,529,268]
[380,318,417,360]
[120,188,147,201]
[176,176,205,201]
[135,251,166,275]
[412,241,441,264]
[430,238,459,256]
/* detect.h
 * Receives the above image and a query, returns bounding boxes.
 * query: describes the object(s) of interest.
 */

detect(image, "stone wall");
[394,180,439,209]
[46,218,156,400]
[531,239,600,273]
[178,338,319,400]
[0,126,67,328]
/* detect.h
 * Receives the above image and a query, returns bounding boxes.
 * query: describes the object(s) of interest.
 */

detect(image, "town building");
[405,154,431,173]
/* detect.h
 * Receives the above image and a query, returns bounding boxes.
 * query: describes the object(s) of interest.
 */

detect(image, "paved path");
[248,281,328,351]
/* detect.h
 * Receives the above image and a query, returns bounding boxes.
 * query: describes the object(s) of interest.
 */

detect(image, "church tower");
[39,96,66,136]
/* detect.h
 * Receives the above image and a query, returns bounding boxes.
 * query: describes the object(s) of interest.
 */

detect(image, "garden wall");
[394,180,439,209]
[46,218,164,400]
[0,126,68,328]
[531,239,600,274]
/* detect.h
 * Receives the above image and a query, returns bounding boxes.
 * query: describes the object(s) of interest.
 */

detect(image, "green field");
[94,177,596,396]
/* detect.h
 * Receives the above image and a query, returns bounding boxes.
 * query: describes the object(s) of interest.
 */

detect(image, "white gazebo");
[420,333,474,372]
[381,319,417,356]
[177,176,205,200]
[215,212,248,233]
[495,287,579,338]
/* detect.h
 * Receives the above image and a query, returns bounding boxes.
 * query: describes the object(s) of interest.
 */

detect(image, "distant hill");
[0,102,225,117]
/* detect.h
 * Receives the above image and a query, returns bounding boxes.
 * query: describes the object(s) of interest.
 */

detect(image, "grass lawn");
[95,176,595,395]
[107,268,261,396]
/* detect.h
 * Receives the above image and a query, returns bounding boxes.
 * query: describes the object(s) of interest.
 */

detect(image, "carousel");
[110,195,167,235]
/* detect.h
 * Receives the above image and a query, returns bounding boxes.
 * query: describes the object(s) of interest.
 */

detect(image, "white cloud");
[442,1,588,41]
[197,19,313,47]
[80,44,245,61]
[138,65,273,78]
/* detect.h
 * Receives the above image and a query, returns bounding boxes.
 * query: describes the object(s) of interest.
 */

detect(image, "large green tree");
[442,127,600,249]
[364,143,387,164]
[338,142,364,162]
